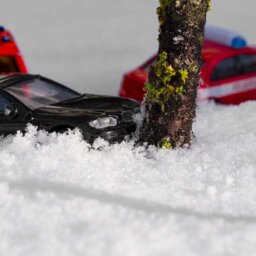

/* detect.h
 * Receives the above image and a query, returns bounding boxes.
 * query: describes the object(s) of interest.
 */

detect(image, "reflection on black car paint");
[0,74,139,143]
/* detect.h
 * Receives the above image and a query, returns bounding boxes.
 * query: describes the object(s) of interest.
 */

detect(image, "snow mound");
[0,101,256,255]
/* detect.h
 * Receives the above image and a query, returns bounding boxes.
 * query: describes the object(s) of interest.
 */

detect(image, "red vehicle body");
[0,26,27,74]
[120,39,256,105]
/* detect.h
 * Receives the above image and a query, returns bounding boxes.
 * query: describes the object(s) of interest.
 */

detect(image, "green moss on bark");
[145,51,187,111]
[157,0,174,24]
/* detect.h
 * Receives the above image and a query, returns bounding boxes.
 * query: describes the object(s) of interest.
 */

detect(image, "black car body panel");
[0,74,140,142]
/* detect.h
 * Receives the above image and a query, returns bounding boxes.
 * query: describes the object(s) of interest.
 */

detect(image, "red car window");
[237,54,256,74]
[211,56,240,81]
[0,56,19,73]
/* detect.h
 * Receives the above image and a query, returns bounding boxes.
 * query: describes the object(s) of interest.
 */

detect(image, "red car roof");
[0,29,21,56]
[139,40,256,70]
[202,40,256,63]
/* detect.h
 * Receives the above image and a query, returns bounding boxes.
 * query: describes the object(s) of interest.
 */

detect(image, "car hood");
[53,94,139,112]
[33,105,106,117]
[33,94,139,118]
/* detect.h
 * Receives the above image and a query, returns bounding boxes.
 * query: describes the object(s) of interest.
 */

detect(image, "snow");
[0,0,256,255]
[1,102,256,255]
[173,35,184,44]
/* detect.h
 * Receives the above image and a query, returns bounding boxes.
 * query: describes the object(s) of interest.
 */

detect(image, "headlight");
[89,117,118,129]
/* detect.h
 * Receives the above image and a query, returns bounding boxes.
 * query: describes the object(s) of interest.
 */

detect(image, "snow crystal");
[0,102,256,255]
[173,35,184,44]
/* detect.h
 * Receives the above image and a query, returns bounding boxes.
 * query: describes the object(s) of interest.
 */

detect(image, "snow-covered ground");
[0,0,256,255]
[1,102,256,255]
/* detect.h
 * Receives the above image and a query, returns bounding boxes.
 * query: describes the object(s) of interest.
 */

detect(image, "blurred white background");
[0,0,253,95]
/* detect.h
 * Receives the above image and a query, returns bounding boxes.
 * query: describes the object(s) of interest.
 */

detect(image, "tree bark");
[140,0,210,148]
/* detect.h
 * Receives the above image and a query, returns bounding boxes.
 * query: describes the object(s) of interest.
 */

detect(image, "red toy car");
[119,26,256,105]
[0,26,27,74]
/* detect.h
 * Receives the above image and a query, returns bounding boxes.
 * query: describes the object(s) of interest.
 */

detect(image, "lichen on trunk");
[140,0,210,148]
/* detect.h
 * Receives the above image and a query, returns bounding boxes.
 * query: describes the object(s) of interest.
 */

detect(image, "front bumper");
[82,123,137,144]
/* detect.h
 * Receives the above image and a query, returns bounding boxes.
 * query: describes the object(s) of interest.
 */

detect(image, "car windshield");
[5,78,80,109]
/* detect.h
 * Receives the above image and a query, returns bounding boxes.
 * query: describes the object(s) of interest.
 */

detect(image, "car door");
[207,54,256,104]
[0,92,28,136]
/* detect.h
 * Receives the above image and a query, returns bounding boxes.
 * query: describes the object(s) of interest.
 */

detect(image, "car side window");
[0,94,10,114]
[0,56,19,73]
[211,56,240,81]
[238,54,256,74]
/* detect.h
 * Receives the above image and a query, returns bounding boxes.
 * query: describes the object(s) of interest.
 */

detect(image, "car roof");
[0,74,39,89]
[139,40,256,70]
[202,40,256,63]
[0,28,21,56]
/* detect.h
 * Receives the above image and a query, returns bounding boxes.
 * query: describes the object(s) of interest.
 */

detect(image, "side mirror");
[4,104,18,119]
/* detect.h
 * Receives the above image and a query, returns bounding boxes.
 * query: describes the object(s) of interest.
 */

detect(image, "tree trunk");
[140,0,210,148]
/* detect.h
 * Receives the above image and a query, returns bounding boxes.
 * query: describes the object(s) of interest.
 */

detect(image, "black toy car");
[0,74,140,143]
